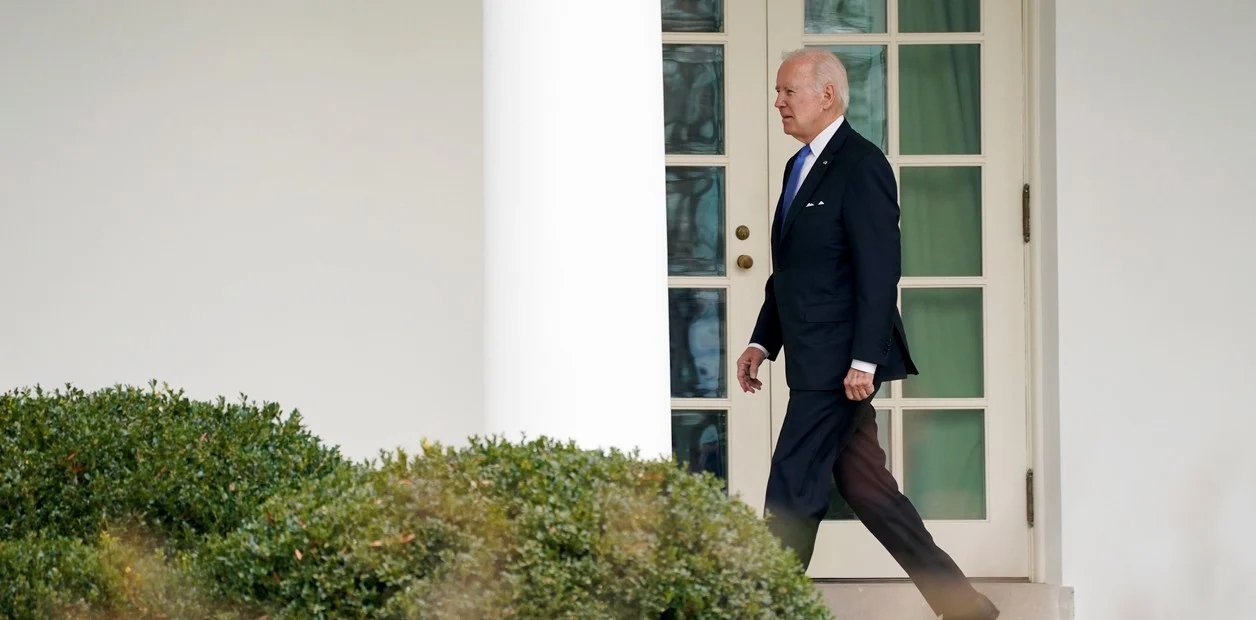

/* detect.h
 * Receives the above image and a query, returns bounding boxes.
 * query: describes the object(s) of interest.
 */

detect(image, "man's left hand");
[844,368,875,401]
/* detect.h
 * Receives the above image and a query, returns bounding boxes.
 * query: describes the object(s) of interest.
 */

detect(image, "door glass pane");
[898,0,980,33]
[806,0,887,34]
[669,288,728,398]
[667,167,726,276]
[663,45,725,155]
[903,409,985,519]
[901,166,982,277]
[672,409,729,492]
[825,409,891,520]
[901,288,983,398]
[899,44,981,155]
[662,0,724,32]
[819,46,887,153]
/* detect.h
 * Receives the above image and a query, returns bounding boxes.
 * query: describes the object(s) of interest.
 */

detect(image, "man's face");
[774,59,835,143]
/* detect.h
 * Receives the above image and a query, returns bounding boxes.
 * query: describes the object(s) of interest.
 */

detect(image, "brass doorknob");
[736,255,754,269]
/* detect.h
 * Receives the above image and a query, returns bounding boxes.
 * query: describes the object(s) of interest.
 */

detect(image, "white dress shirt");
[749,115,878,376]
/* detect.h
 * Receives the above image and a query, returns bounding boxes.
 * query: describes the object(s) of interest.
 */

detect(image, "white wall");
[1053,0,1256,618]
[0,1,485,461]
[8,0,1256,616]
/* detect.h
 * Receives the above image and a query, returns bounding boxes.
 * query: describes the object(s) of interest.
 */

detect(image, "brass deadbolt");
[736,255,754,269]
[735,225,750,240]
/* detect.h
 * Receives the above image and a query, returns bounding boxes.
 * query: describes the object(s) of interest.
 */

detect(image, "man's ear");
[823,83,837,110]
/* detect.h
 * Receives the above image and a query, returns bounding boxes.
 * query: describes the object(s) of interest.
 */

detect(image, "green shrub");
[198,437,833,619]
[0,530,247,620]
[0,534,117,619]
[1,384,831,619]
[0,382,348,547]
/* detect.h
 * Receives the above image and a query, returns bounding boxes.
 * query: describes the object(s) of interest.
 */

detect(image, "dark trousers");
[764,388,983,617]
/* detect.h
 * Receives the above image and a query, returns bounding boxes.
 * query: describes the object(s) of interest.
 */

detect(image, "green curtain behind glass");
[898,0,979,33]
[902,288,984,399]
[901,166,982,277]
[898,0,981,156]
[895,2,987,520]
[904,409,986,520]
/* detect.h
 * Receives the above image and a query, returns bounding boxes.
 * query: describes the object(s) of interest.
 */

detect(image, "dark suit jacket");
[750,120,918,392]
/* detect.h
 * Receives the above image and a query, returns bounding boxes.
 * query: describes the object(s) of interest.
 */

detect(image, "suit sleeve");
[749,273,783,360]
[842,153,901,366]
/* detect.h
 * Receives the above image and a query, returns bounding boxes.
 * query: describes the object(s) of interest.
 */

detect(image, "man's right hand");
[736,347,767,393]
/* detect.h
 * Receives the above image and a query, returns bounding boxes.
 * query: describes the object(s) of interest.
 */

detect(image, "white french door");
[661,0,774,518]
[659,0,1030,579]
[765,0,1030,579]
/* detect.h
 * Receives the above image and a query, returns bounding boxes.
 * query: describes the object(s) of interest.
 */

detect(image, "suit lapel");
[778,121,852,242]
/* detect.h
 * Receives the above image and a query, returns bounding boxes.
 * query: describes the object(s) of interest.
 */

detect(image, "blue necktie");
[781,144,811,222]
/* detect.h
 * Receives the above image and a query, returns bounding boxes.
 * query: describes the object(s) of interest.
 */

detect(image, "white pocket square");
[805,201,825,208]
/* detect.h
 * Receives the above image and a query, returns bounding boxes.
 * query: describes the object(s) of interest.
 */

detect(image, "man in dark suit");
[735,48,999,620]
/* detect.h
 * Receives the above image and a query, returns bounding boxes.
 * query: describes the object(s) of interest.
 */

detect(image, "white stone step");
[813,581,1074,620]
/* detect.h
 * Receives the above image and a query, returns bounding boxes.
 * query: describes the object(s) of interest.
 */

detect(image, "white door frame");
[660,0,1059,584]
[1024,0,1063,587]
[763,0,1032,579]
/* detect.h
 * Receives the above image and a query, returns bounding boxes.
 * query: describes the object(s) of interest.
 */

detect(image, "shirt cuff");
[748,343,769,356]
[851,359,877,374]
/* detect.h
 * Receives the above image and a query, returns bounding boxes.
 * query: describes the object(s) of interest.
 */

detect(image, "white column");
[482,1,671,459]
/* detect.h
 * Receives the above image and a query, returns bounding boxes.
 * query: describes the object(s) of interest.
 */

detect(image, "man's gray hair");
[782,48,850,111]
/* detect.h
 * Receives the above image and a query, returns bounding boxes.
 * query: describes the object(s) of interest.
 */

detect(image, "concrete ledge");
[813,581,1074,620]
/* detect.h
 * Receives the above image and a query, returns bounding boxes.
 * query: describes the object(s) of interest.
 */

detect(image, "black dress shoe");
[942,594,1000,620]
